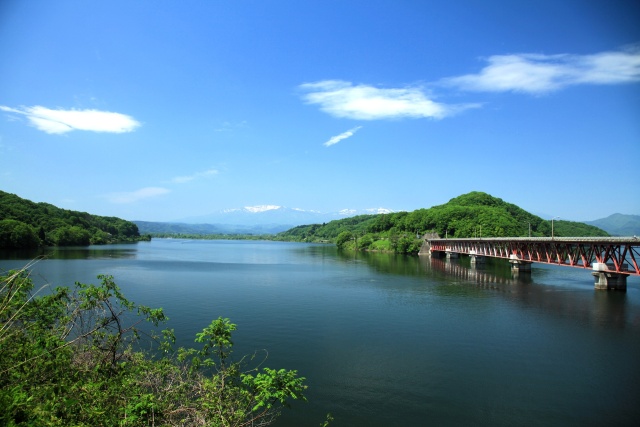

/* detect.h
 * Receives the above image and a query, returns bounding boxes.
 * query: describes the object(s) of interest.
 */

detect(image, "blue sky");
[1,0,639,222]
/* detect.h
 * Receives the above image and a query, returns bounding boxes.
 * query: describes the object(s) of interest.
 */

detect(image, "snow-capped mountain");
[176,205,395,228]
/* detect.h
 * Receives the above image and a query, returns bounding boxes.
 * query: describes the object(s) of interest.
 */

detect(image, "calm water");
[2,239,639,426]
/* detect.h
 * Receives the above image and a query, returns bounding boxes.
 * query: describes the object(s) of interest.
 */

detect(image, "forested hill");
[0,190,147,248]
[275,192,609,254]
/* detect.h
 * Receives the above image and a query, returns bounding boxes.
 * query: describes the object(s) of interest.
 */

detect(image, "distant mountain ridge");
[134,221,288,235]
[585,213,640,236]
[135,206,395,235]
[171,205,394,228]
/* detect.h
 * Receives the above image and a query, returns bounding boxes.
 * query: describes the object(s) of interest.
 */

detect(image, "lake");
[1,239,639,426]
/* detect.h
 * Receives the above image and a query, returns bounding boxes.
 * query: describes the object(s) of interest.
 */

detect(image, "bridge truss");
[428,237,640,276]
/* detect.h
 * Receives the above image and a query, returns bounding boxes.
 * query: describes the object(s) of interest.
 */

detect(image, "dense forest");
[275,192,609,254]
[0,191,149,248]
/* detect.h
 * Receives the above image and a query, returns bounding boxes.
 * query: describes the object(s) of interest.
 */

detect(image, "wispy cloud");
[443,45,640,94]
[171,168,219,184]
[105,187,170,204]
[324,126,363,147]
[0,105,140,134]
[214,120,248,132]
[299,80,473,120]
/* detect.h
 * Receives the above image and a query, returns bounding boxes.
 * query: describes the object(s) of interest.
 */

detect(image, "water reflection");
[438,256,632,330]
[427,255,532,286]
[0,244,139,261]
[335,250,633,331]
[335,249,427,276]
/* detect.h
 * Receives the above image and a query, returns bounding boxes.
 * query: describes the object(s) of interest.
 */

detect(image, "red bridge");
[423,237,640,291]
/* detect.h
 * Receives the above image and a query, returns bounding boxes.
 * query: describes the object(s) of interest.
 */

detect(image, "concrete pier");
[446,250,459,259]
[592,263,628,291]
[469,250,486,265]
[508,255,532,272]
[429,250,443,258]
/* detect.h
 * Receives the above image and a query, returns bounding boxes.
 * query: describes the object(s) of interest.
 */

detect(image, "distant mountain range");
[177,205,394,226]
[136,205,395,235]
[585,213,640,236]
[134,205,640,237]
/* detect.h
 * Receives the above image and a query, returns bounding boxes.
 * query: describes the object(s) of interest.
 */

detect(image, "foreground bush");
[0,263,306,426]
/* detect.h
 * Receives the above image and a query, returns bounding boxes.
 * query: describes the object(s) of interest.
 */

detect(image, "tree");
[336,231,353,249]
[393,234,422,254]
[52,225,91,246]
[359,233,374,249]
[0,219,40,248]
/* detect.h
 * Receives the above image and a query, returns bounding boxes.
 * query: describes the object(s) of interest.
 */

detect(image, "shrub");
[0,267,307,426]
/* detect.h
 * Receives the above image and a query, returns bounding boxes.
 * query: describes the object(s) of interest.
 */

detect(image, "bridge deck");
[426,237,640,275]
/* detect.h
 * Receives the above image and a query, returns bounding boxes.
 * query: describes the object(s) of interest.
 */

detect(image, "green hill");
[275,191,609,254]
[0,190,147,248]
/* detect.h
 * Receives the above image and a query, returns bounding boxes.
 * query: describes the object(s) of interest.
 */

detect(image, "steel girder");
[428,237,640,275]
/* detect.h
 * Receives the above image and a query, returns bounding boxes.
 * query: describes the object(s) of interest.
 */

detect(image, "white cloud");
[324,126,363,147]
[300,80,471,120]
[171,168,219,184]
[245,205,281,213]
[339,209,357,215]
[364,208,394,214]
[443,46,640,94]
[0,105,140,134]
[105,187,170,204]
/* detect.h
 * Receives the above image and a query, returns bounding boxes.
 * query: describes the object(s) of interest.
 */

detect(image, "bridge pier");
[509,255,532,272]
[592,263,628,291]
[445,250,459,259]
[469,251,485,265]
[429,250,443,258]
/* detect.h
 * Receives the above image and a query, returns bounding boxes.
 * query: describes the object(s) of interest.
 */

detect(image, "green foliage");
[51,225,92,246]
[335,231,353,249]
[358,233,374,249]
[0,220,40,248]
[551,220,608,238]
[0,267,307,426]
[275,191,610,254]
[391,234,423,255]
[0,190,146,248]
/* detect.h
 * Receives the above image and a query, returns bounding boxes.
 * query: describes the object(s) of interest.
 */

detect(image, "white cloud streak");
[300,47,640,122]
[324,126,363,147]
[105,187,170,204]
[443,46,640,94]
[300,80,472,120]
[0,105,140,134]
[171,168,219,184]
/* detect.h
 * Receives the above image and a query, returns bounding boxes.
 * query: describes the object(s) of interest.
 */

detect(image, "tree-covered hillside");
[275,192,609,254]
[0,190,148,248]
